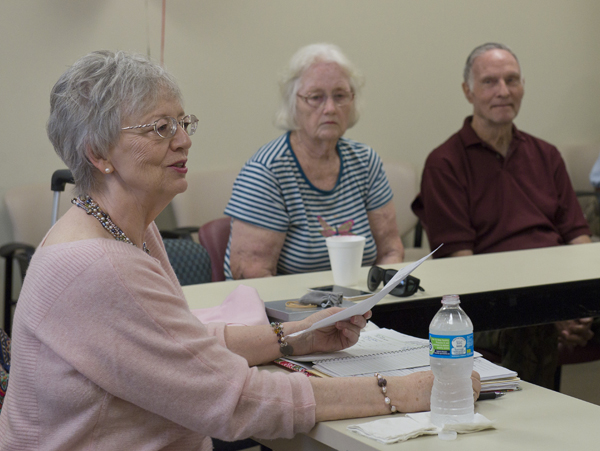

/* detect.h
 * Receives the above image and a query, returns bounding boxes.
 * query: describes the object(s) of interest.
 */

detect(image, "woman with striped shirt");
[225,44,405,279]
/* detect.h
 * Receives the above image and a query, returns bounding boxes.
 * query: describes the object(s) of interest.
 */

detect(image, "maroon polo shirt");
[412,117,590,258]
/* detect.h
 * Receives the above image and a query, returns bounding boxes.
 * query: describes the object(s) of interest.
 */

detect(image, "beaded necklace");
[72,195,150,255]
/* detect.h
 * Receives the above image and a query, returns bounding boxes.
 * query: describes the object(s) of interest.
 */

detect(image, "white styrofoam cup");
[325,235,366,287]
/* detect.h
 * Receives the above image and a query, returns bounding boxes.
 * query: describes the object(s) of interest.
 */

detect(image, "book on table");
[279,327,519,392]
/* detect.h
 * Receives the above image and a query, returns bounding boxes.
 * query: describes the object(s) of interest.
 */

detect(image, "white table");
[182,244,600,450]
[255,381,600,450]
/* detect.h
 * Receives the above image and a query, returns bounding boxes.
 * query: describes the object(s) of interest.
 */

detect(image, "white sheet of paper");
[288,244,442,337]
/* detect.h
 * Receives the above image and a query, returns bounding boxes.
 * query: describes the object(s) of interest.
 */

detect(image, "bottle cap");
[441,294,460,305]
[438,430,457,440]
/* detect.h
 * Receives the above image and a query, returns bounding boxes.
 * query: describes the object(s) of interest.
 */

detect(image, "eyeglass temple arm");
[122,123,153,131]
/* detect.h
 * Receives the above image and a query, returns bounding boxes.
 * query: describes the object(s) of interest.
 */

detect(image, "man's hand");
[556,318,594,347]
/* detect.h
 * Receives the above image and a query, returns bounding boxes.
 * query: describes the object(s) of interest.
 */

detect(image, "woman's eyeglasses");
[121,114,198,139]
[367,266,424,297]
[297,91,354,109]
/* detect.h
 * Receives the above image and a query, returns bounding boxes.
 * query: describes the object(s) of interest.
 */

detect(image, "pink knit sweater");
[0,224,315,450]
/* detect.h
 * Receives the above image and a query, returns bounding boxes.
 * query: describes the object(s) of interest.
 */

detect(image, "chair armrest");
[0,242,36,259]
[50,169,74,192]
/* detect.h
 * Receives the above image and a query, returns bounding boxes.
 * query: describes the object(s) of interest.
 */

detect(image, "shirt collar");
[459,116,524,150]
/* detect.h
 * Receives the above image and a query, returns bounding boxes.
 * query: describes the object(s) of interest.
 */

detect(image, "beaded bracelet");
[270,322,294,356]
[375,373,397,413]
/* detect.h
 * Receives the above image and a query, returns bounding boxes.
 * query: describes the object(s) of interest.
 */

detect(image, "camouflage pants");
[474,324,559,390]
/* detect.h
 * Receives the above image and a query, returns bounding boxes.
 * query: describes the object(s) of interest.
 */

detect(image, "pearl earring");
[105,168,111,173]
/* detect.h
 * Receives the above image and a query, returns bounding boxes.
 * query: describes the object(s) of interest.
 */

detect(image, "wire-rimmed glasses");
[297,91,354,109]
[121,114,198,139]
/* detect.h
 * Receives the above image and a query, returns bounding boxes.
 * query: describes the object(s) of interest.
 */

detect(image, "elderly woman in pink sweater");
[0,51,479,450]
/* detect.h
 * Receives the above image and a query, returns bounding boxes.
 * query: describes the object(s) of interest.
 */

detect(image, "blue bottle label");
[429,333,474,359]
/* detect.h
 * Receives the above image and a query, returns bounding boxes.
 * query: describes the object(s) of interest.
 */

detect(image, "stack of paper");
[378,357,519,392]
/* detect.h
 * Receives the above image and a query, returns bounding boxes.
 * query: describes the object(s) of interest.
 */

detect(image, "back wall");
[1,0,599,322]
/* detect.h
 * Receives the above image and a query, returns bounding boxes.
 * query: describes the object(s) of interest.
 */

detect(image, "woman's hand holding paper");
[289,308,372,357]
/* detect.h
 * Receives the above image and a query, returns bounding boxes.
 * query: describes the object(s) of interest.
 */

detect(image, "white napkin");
[347,412,495,444]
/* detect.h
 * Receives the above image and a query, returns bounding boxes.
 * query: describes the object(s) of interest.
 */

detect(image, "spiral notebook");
[295,328,431,377]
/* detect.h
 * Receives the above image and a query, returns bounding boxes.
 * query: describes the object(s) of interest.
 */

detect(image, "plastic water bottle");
[429,294,474,439]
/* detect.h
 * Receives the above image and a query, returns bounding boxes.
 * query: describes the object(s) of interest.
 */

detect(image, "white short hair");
[48,50,182,196]
[274,43,364,131]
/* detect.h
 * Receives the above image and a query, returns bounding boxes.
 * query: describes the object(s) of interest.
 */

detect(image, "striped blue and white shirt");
[224,132,393,279]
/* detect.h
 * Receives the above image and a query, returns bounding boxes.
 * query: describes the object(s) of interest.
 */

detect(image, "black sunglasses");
[367,266,424,297]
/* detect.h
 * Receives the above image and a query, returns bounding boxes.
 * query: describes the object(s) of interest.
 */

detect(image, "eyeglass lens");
[367,266,422,297]
[181,115,198,136]
[155,115,198,138]
[367,266,385,291]
[155,117,177,138]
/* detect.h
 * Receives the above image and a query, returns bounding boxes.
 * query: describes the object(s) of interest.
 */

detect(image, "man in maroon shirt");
[412,42,594,389]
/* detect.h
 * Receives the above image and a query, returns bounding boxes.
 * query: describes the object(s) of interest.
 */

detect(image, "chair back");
[170,169,239,229]
[163,239,212,286]
[382,161,429,261]
[382,161,420,237]
[560,144,600,193]
[559,145,600,237]
[198,217,231,282]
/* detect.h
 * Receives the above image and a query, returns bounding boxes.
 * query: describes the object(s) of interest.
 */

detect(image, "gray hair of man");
[47,50,183,196]
[274,43,364,131]
[463,42,522,90]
